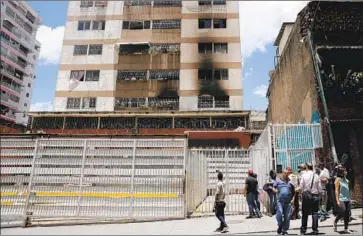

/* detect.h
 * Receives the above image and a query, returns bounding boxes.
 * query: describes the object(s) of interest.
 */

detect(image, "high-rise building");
[1,1,41,126]
[53,0,242,112]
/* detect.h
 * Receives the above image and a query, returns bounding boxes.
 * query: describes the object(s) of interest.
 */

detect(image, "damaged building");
[267,1,363,203]
[4,1,266,147]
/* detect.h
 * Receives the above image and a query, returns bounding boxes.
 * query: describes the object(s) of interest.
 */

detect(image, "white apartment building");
[1,1,41,126]
[54,0,243,112]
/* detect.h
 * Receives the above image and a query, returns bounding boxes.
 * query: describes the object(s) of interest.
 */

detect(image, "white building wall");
[179,96,198,111]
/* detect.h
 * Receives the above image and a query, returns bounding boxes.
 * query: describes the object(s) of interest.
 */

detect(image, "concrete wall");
[268,22,318,124]
[277,24,294,57]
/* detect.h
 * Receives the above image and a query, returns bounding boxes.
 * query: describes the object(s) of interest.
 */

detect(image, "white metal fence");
[249,123,323,213]
[1,138,186,227]
[186,149,250,216]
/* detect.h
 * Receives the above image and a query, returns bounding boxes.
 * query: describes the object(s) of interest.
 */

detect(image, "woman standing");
[333,167,351,233]
[264,170,277,216]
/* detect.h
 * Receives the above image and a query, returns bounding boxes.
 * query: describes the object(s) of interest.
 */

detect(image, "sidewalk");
[2,209,362,235]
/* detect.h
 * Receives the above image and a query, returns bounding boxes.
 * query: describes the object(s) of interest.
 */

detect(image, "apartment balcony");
[6,1,40,27]
[2,21,35,51]
[4,6,34,36]
[118,53,180,70]
[114,97,179,111]
[1,37,29,60]
[0,81,21,96]
[1,47,27,71]
[0,113,16,122]
[1,65,24,84]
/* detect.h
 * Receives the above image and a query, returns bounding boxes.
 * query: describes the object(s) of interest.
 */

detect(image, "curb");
[235,222,363,235]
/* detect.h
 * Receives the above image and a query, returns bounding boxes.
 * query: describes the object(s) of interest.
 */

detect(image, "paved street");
[246,224,363,235]
[1,209,361,235]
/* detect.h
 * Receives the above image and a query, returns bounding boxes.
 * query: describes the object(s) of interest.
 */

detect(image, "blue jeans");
[276,201,291,233]
[319,190,328,219]
[247,192,261,217]
[268,191,277,214]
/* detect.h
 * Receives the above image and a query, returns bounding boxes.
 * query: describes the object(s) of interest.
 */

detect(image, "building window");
[123,21,151,30]
[80,1,94,8]
[28,83,31,87]
[92,21,105,30]
[24,103,27,107]
[150,44,180,54]
[198,95,214,108]
[66,98,81,109]
[88,44,102,55]
[70,70,85,81]
[26,93,29,97]
[214,43,228,54]
[85,70,100,81]
[78,21,91,30]
[82,97,97,109]
[198,69,228,80]
[117,70,148,81]
[199,19,212,29]
[198,1,212,5]
[198,95,229,108]
[124,0,152,6]
[119,44,150,55]
[153,1,182,7]
[152,20,181,29]
[94,1,107,7]
[214,69,229,80]
[115,98,146,109]
[73,45,88,55]
[149,70,179,80]
[213,0,226,5]
[198,43,213,54]
[213,19,227,28]
[199,19,227,29]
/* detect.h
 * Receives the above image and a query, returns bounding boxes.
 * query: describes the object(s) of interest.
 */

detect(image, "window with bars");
[152,20,181,29]
[149,70,179,80]
[115,98,147,109]
[82,97,97,109]
[117,70,148,81]
[88,44,102,55]
[73,45,88,55]
[198,43,228,54]
[123,21,151,30]
[153,0,182,6]
[94,0,107,7]
[198,95,214,108]
[198,69,228,80]
[124,0,152,6]
[198,19,212,29]
[66,98,81,109]
[198,95,229,108]
[80,1,94,8]
[85,70,100,81]
[119,44,150,55]
[198,1,212,5]
[150,44,180,54]
[213,0,226,5]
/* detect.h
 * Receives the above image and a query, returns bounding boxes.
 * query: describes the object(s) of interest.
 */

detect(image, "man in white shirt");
[299,163,322,235]
[318,165,330,222]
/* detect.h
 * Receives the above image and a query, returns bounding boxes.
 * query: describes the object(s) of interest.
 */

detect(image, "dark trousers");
[335,201,351,229]
[215,201,227,229]
[268,191,277,215]
[300,194,320,233]
[290,192,299,219]
[247,192,262,217]
[255,192,261,212]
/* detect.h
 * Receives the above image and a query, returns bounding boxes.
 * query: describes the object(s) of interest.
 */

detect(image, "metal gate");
[186,149,250,216]
[0,138,186,227]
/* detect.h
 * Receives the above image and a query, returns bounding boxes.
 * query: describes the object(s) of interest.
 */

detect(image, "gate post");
[129,140,137,218]
[183,139,188,218]
[22,139,39,228]
[76,140,87,216]
[284,123,291,169]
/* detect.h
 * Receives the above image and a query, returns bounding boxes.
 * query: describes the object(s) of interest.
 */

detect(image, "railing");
[0,50,27,70]
[115,98,180,110]
[4,5,33,36]
[0,82,21,94]
[1,38,28,58]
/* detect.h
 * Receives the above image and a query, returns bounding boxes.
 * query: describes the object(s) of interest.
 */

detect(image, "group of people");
[213,163,353,235]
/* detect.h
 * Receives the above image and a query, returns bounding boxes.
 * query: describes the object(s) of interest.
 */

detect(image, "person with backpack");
[299,163,322,235]
[263,170,277,216]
